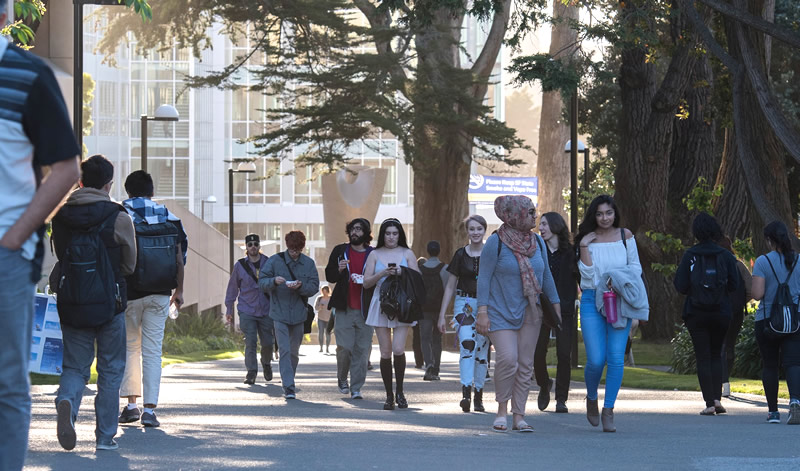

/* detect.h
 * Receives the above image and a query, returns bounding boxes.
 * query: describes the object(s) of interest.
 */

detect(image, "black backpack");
[764,255,799,337]
[419,262,445,313]
[689,252,728,310]
[56,210,123,328]
[129,221,180,292]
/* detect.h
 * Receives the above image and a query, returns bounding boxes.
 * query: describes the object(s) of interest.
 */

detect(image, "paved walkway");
[25,345,800,470]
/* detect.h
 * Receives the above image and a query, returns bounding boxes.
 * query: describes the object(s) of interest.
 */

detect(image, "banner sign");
[468,174,538,203]
[30,294,63,376]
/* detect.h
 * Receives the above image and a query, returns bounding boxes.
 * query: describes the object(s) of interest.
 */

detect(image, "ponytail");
[763,221,796,270]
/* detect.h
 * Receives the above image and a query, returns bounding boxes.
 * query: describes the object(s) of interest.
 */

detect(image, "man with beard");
[225,234,274,385]
[325,218,375,399]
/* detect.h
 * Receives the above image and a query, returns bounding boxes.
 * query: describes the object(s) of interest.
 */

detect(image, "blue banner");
[468,174,538,202]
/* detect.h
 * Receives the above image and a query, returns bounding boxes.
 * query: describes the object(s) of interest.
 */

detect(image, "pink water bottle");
[603,291,618,324]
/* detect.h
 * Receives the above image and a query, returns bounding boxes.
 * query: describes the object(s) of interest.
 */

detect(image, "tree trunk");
[536,2,579,220]
[714,129,752,240]
[616,7,700,341]
[725,0,793,251]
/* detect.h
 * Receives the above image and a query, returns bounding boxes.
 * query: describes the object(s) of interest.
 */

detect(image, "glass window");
[174,159,189,197]
[150,159,173,198]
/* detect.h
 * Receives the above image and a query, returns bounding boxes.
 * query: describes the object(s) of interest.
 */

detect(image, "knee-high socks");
[380,354,407,398]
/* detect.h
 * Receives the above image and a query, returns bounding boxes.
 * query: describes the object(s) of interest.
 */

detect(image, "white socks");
[143,407,155,415]
[126,403,138,410]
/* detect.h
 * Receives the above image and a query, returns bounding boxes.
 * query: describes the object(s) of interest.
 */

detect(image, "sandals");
[512,420,534,433]
[492,416,508,433]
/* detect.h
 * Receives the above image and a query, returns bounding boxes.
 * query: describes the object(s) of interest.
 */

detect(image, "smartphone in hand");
[388,263,397,268]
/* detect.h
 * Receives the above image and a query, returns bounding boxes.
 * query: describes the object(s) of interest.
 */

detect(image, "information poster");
[29,294,63,375]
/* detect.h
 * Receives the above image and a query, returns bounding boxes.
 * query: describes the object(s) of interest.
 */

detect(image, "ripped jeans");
[454,295,489,390]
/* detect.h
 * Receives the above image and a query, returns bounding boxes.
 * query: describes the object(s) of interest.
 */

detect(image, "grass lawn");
[555,367,790,399]
[544,339,673,367]
[29,350,243,386]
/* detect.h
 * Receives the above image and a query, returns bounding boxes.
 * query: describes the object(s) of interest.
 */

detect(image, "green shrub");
[670,323,696,374]
[731,314,761,379]
[162,311,244,355]
[670,306,762,379]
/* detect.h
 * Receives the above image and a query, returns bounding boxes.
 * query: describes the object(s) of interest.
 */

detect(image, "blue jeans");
[56,313,126,444]
[0,247,35,471]
[581,290,631,408]
[239,313,274,373]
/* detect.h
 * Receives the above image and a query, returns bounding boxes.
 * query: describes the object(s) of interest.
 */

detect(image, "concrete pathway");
[25,345,800,470]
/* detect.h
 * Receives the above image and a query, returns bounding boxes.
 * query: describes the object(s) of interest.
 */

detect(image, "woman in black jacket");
[674,213,740,416]
[532,212,578,413]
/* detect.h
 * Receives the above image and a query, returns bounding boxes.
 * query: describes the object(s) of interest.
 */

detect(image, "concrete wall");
[160,200,230,314]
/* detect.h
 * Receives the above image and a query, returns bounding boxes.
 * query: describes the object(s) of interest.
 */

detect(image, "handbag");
[279,252,316,334]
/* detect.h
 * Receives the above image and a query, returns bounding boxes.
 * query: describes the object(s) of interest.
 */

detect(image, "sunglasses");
[246,242,260,247]
[528,208,536,216]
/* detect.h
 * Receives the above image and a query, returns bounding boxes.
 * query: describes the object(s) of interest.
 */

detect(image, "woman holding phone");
[364,219,420,410]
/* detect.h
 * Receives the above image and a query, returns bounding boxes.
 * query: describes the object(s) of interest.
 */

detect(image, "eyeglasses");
[246,242,259,247]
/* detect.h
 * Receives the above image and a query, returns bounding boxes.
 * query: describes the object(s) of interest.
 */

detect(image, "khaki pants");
[120,295,170,405]
[488,304,542,416]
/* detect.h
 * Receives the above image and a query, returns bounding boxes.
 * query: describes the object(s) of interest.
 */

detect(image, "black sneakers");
[119,406,141,424]
[243,370,257,385]
[56,400,76,451]
[263,364,273,382]
[141,411,160,427]
[538,378,553,411]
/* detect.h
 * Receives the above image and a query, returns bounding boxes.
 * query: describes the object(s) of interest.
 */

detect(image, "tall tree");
[536,1,578,219]
[98,0,531,259]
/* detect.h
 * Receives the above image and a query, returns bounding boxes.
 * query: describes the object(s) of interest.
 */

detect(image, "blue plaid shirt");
[122,197,188,264]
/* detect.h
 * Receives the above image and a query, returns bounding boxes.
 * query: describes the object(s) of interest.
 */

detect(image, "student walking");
[51,156,136,452]
[674,213,740,416]
[364,219,421,410]
[225,233,274,385]
[717,236,752,398]
[0,19,80,468]
[315,286,333,353]
[418,241,448,382]
[119,171,187,428]
[751,221,800,424]
[476,196,561,433]
[533,212,579,413]
[575,195,649,432]
[439,215,489,412]
[259,231,320,400]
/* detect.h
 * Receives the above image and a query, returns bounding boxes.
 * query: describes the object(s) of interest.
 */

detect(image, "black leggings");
[754,320,800,411]
[685,313,729,407]
[721,308,745,383]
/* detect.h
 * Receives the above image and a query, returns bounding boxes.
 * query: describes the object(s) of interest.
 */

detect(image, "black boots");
[460,385,472,412]
[473,388,485,412]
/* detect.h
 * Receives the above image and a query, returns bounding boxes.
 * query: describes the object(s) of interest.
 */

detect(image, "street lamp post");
[565,139,589,193]
[140,105,180,173]
[228,163,257,274]
[201,195,217,222]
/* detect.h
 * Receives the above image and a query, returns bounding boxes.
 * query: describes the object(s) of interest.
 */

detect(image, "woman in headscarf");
[476,195,561,433]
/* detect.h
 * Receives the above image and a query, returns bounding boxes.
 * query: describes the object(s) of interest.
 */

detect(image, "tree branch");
[696,0,800,49]
[353,0,408,84]
[732,0,800,165]
[470,0,513,82]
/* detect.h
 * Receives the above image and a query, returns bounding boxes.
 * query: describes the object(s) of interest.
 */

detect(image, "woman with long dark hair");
[575,195,649,432]
[533,212,578,413]
[438,214,489,412]
[674,213,740,416]
[751,221,800,424]
[364,218,420,410]
[476,196,561,433]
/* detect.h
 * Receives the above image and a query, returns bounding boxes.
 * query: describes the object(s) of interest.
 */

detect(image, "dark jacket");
[674,241,741,319]
[385,267,427,323]
[547,245,579,315]
[51,188,137,325]
[325,243,374,319]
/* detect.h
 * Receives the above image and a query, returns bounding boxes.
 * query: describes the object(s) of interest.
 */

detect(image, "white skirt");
[365,283,417,328]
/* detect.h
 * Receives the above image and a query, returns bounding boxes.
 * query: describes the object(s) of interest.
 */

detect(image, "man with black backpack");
[225,233,274,385]
[674,213,740,416]
[118,171,187,428]
[418,241,448,381]
[51,155,137,451]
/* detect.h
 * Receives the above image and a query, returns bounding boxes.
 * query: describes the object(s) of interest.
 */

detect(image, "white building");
[81,7,504,269]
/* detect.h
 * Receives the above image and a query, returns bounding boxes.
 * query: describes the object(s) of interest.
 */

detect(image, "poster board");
[30,294,63,375]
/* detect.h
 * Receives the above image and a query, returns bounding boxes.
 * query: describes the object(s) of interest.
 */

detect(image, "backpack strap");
[765,254,798,284]
[239,257,259,284]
